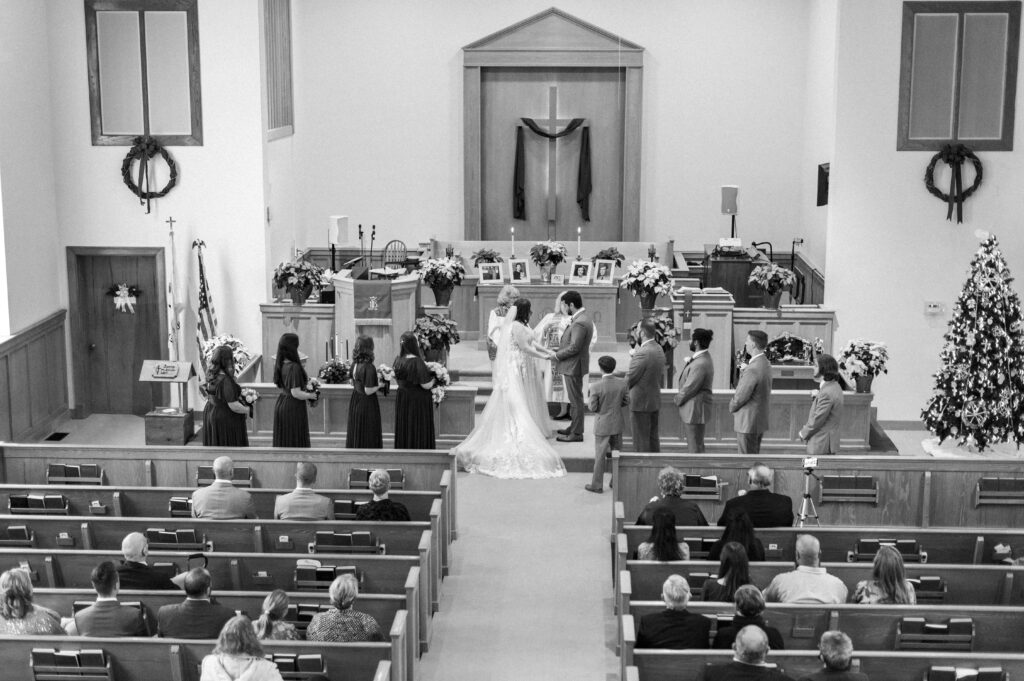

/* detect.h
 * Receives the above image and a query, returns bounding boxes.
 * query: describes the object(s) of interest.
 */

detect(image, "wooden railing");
[0,310,68,441]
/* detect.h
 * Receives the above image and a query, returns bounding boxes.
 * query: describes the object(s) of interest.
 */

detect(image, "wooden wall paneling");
[0,356,11,441]
[622,66,642,240]
[463,66,482,238]
[7,347,30,437]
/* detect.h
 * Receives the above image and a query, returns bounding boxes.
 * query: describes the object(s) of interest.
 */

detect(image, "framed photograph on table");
[478,262,504,284]
[551,274,565,285]
[509,259,530,283]
[569,261,593,285]
[593,259,616,285]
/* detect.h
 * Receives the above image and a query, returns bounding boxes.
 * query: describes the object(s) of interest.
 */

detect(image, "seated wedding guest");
[157,568,235,639]
[705,626,795,681]
[635,575,710,649]
[356,469,411,521]
[797,631,870,681]
[636,508,690,561]
[117,532,177,590]
[636,466,708,526]
[700,542,753,603]
[274,462,331,520]
[0,568,63,635]
[347,334,384,449]
[192,456,257,520]
[708,512,766,562]
[763,535,848,604]
[719,463,794,528]
[64,560,148,636]
[851,545,916,604]
[252,589,299,641]
[713,585,784,651]
[200,615,283,681]
[305,574,384,642]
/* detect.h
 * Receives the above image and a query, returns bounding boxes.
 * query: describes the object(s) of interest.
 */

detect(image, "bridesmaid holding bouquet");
[346,335,384,449]
[202,345,251,447]
[272,333,319,448]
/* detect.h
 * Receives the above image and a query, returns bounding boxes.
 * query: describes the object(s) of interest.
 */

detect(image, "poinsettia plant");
[620,260,673,296]
[627,312,680,350]
[591,247,625,267]
[748,263,796,295]
[414,314,461,352]
[838,339,889,377]
[273,258,325,293]
[529,241,568,266]
[471,248,504,266]
[418,257,465,289]
[201,335,253,374]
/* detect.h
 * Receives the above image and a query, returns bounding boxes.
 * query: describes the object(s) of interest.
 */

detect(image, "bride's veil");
[492,304,518,391]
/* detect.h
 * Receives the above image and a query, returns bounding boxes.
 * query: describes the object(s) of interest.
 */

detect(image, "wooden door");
[67,248,167,416]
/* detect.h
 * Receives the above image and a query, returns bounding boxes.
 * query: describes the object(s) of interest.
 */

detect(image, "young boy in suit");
[586,356,629,493]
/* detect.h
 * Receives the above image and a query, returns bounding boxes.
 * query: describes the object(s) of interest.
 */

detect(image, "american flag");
[194,240,218,363]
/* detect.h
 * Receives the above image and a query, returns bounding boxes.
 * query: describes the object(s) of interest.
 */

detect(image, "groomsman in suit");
[554,291,594,442]
[586,356,629,493]
[627,318,667,452]
[730,330,772,454]
[673,328,715,453]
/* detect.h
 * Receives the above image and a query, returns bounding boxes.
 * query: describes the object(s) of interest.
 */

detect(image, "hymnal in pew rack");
[819,475,879,505]
[897,616,975,651]
[293,560,360,591]
[0,525,34,547]
[30,648,112,681]
[8,494,70,515]
[975,477,1024,507]
[266,652,326,679]
[333,498,370,520]
[349,468,404,490]
[848,538,927,563]
[46,464,104,486]
[928,666,1005,681]
[196,466,253,488]
[144,527,207,551]
[680,474,727,501]
[310,531,382,555]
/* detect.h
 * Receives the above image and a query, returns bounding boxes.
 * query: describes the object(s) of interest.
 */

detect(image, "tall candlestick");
[510,225,515,257]
[577,226,582,260]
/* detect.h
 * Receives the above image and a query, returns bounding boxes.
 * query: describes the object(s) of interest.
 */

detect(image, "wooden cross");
[165,216,176,233]
[532,85,575,238]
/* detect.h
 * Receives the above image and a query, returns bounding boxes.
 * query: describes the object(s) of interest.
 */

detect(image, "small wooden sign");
[138,360,196,383]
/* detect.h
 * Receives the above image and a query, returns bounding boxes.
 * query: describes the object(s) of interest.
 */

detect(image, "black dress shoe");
[585,484,603,493]
[552,413,572,421]
[557,434,584,442]
[557,427,572,435]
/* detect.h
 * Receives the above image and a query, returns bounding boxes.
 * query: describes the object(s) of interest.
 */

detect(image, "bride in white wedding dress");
[454,299,567,479]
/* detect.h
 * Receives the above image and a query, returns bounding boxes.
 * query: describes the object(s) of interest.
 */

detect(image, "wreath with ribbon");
[121,135,177,214]
[924,143,983,224]
[106,283,142,314]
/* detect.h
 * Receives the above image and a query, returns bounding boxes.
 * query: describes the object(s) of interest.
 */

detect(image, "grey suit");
[673,352,714,453]
[627,340,666,452]
[588,375,629,488]
[729,353,772,453]
[555,309,594,436]
[799,380,845,454]
[72,599,148,637]
[192,480,257,519]
[274,487,332,520]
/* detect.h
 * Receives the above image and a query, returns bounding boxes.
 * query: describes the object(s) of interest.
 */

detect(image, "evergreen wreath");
[121,135,178,213]
[924,143,982,223]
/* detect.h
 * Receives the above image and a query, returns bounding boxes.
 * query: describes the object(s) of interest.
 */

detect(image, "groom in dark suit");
[554,290,593,442]
[627,318,667,452]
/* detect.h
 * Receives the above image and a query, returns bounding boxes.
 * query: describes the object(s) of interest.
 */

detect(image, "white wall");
[0,0,63,335]
[290,0,816,258]
[42,0,268,387]
[828,0,1024,421]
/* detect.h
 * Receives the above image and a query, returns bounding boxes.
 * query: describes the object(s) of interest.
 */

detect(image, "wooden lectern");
[138,360,196,445]
[334,272,419,362]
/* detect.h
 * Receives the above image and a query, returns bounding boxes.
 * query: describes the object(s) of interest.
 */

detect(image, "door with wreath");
[67,247,168,417]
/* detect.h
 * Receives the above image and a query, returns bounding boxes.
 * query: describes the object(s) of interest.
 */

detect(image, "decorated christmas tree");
[921,235,1024,450]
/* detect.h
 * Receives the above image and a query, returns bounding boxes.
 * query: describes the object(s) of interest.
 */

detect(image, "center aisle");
[418,472,619,680]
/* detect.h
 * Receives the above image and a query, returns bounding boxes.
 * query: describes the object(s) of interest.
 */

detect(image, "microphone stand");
[358,224,364,266]
[369,225,376,271]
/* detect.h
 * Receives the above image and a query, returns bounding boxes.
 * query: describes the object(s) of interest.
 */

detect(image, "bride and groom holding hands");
[454,290,593,479]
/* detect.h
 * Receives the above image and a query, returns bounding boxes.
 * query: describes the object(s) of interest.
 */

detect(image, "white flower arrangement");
[418,257,465,289]
[305,377,322,406]
[529,241,569,266]
[426,361,451,404]
[838,339,889,378]
[239,388,259,407]
[619,260,673,296]
[201,335,253,374]
[378,363,395,383]
[748,263,796,295]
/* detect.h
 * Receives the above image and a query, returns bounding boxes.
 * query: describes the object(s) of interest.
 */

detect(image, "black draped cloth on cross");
[513,118,592,221]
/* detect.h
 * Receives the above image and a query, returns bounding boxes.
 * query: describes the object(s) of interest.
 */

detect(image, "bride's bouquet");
[305,377,322,406]
[377,363,394,397]
[425,362,451,404]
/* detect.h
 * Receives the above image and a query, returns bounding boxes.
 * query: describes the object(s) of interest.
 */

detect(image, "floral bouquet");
[318,357,352,384]
[747,263,796,295]
[620,260,673,297]
[305,377,322,406]
[273,257,325,293]
[471,248,504,266]
[838,339,889,378]
[529,241,568,267]
[414,314,461,351]
[418,257,465,290]
[627,312,680,350]
[765,332,824,365]
[201,334,253,374]
[238,387,259,417]
[426,361,451,404]
[591,247,625,267]
[377,363,394,397]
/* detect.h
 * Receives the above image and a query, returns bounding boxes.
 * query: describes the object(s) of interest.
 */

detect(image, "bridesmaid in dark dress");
[272,333,318,448]
[393,332,436,450]
[347,335,384,449]
[202,345,251,446]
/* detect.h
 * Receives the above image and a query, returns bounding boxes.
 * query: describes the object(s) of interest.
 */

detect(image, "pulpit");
[334,272,419,362]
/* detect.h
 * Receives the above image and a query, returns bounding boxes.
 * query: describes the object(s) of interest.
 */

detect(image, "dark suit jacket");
[637,496,708,526]
[635,608,711,649]
[799,380,845,455]
[157,599,235,639]
[797,670,871,681]
[718,489,794,528]
[712,614,785,651]
[674,352,714,424]
[192,480,257,520]
[627,340,666,413]
[554,310,593,377]
[705,661,795,681]
[116,561,177,590]
[588,375,629,437]
[274,488,332,520]
[730,354,772,434]
[74,600,148,637]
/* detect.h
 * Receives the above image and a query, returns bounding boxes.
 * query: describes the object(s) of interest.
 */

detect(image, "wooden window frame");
[262,0,295,140]
[898,1,1020,151]
[84,0,203,146]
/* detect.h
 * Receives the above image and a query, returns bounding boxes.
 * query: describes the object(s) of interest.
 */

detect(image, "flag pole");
[166,216,185,413]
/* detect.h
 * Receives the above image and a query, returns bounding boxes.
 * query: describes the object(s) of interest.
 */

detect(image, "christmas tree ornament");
[961,400,989,429]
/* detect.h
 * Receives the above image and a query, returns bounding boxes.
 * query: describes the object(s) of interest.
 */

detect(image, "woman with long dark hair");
[202,345,251,447]
[347,335,383,449]
[707,511,765,562]
[636,508,690,561]
[700,542,753,602]
[393,331,435,449]
[798,353,848,455]
[272,333,318,448]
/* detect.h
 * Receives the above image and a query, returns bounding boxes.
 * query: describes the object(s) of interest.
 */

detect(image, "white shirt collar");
[749,351,765,361]
[211,479,234,486]
[641,338,658,347]
[693,348,708,358]
[95,596,119,603]
[572,307,586,320]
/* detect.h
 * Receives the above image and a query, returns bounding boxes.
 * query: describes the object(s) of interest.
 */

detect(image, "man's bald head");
[734,625,770,664]
[795,534,821,567]
[213,456,233,479]
[121,532,147,562]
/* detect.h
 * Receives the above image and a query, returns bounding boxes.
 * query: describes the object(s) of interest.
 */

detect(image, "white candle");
[577,226,582,257]
[510,225,515,255]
